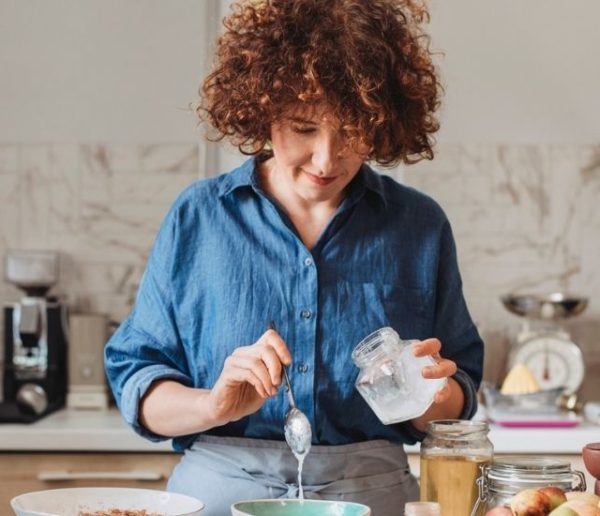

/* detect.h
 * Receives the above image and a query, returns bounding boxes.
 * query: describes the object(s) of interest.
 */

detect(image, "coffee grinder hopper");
[4,250,59,296]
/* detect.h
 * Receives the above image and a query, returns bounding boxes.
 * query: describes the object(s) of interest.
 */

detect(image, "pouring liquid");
[293,450,307,500]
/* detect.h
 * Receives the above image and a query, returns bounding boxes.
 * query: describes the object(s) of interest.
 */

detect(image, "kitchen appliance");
[501,292,588,395]
[67,313,110,409]
[481,382,582,428]
[1,250,68,423]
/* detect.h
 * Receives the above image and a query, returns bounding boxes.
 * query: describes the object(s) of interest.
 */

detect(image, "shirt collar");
[218,157,387,207]
[348,163,387,207]
[217,158,257,197]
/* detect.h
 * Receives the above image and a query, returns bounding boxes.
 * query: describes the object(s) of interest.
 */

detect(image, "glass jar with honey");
[420,419,493,516]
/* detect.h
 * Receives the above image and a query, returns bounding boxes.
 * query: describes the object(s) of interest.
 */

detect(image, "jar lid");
[487,455,574,493]
[489,456,571,479]
[426,419,490,439]
[482,455,586,500]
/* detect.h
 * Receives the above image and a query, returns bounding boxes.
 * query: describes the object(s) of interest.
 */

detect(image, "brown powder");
[78,510,164,516]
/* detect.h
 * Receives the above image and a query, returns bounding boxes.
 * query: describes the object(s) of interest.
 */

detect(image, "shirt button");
[304,257,313,266]
[297,362,309,373]
[300,309,312,319]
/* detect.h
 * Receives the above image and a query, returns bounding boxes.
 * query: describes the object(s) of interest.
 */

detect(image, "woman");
[104,0,484,514]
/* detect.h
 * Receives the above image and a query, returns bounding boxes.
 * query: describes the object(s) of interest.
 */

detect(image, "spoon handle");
[267,321,297,409]
[282,366,297,409]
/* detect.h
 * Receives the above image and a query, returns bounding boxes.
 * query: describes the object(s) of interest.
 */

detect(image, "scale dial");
[511,334,585,394]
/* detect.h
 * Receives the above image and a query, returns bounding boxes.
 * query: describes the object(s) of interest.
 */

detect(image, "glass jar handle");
[470,464,489,516]
[572,470,587,492]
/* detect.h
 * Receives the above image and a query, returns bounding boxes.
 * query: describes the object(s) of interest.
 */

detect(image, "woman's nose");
[312,134,344,175]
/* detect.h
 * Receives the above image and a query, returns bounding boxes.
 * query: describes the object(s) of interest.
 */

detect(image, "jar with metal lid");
[420,420,493,516]
[471,455,587,513]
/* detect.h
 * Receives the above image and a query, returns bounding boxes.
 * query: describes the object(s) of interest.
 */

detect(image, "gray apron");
[167,435,419,515]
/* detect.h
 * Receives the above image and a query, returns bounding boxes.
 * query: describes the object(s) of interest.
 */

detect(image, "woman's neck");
[258,159,342,249]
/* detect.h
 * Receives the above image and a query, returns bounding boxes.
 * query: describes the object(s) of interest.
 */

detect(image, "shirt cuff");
[402,367,479,442]
[453,367,479,420]
[120,364,192,442]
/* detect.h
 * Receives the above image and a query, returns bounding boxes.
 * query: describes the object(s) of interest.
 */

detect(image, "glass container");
[472,455,586,513]
[404,501,441,515]
[351,327,445,424]
[420,419,493,516]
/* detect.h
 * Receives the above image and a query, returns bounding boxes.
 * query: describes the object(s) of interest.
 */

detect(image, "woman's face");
[268,104,367,205]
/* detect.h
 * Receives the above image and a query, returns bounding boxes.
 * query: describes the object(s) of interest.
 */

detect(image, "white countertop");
[0,408,173,452]
[0,407,598,453]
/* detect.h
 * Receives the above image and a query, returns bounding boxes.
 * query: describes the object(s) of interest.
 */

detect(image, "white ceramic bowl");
[231,499,371,516]
[11,487,204,516]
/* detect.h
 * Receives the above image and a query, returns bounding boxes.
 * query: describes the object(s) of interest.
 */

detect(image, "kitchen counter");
[0,407,598,453]
[0,408,173,452]
[407,421,600,454]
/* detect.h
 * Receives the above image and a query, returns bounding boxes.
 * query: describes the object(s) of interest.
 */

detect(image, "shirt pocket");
[333,280,433,341]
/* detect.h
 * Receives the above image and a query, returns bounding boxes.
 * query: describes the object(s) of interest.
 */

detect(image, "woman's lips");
[304,170,337,186]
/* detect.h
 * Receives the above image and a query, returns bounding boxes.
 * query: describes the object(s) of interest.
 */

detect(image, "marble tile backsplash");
[1,142,599,400]
[399,144,600,401]
[0,143,203,323]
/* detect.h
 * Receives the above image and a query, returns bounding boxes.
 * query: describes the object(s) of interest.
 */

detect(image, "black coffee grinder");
[1,250,68,423]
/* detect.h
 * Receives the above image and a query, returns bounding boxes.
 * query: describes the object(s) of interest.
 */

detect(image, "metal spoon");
[268,322,312,456]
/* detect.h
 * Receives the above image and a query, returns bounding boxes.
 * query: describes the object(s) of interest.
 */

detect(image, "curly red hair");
[199,0,442,166]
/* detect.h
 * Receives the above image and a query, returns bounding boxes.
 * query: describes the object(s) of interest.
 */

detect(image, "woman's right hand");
[206,327,292,426]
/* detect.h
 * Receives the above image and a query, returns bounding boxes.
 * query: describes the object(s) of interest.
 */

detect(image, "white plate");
[11,487,204,516]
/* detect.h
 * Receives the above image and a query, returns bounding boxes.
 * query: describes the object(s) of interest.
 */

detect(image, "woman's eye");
[292,125,316,134]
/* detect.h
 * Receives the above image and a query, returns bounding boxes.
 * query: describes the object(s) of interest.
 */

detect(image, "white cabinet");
[0,452,181,510]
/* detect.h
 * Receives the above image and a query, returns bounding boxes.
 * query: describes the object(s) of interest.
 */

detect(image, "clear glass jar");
[420,419,493,516]
[404,501,441,515]
[351,327,445,424]
[471,456,587,513]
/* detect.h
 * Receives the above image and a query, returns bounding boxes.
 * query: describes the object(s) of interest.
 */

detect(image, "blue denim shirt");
[104,157,483,451]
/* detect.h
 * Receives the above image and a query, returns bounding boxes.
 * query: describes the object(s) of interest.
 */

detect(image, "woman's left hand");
[411,338,457,404]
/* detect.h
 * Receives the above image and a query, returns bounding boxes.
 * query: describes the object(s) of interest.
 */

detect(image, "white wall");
[0,0,218,143]
[2,1,598,150]
[428,0,600,144]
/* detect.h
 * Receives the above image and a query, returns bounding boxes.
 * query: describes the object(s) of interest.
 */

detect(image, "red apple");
[538,487,568,510]
[511,488,552,516]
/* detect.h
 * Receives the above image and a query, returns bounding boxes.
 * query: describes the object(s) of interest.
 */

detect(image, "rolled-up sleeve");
[104,205,192,441]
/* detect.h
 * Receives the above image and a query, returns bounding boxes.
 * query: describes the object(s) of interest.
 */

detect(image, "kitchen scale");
[501,292,588,395]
